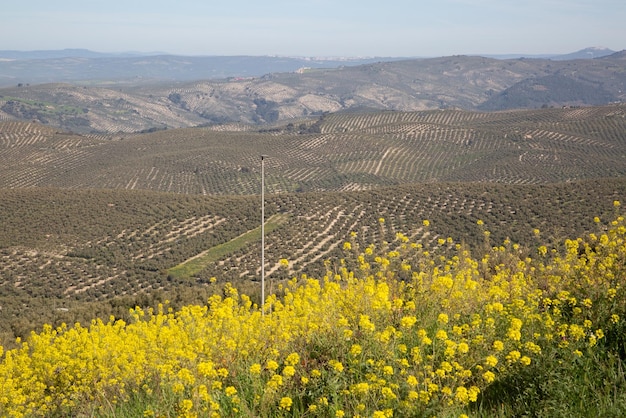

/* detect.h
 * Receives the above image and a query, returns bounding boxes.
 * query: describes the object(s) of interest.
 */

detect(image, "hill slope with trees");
[1,104,625,194]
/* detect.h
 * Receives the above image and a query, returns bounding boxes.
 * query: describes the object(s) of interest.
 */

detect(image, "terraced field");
[1,104,625,194]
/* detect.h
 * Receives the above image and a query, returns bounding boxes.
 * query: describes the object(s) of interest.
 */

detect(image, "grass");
[473,348,626,417]
[167,214,289,280]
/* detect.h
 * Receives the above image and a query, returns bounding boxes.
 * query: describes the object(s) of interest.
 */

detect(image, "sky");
[1,0,625,57]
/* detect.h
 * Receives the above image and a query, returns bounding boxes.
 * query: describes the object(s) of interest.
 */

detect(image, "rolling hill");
[1,52,625,133]
[1,104,625,345]
[1,49,625,414]
[1,104,625,193]
[1,179,624,345]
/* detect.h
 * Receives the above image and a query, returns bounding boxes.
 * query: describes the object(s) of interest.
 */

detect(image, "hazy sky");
[2,0,624,57]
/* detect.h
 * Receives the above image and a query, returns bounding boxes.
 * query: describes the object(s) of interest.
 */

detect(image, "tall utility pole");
[261,155,267,315]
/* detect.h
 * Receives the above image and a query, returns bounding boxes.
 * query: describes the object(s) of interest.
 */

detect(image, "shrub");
[0,207,624,417]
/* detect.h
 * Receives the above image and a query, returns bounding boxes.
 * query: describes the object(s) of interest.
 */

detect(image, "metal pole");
[261,155,265,314]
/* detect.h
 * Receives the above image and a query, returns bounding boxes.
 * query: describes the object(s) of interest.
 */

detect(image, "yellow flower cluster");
[0,209,624,417]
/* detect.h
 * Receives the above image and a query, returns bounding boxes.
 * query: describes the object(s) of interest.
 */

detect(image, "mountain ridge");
[0,46,616,62]
[2,50,626,133]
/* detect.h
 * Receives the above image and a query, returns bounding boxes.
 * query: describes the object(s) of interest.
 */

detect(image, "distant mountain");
[0,47,618,87]
[477,74,617,110]
[1,50,625,132]
[0,51,405,86]
[600,50,626,60]
[483,47,616,60]
[0,48,151,60]
[550,47,616,60]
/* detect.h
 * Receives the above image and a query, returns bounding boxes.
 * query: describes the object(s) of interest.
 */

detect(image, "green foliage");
[475,348,626,417]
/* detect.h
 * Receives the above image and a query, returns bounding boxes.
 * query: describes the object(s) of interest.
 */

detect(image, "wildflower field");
[1,203,625,417]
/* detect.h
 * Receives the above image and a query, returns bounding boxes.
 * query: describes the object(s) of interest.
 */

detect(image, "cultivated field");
[1,179,624,345]
[1,104,625,195]
[1,100,626,416]
[0,104,625,340]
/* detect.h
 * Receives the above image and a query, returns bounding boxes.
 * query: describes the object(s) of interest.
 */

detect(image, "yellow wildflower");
[485,355,498,367]
[279,397,292,411]
[266,360,279,372]
[483,371,496,383]
[282,365,296,377]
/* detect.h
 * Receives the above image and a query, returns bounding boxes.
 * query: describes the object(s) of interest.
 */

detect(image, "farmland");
[0,98,626,416]
[1,198,625,417]
[1,104,626,345]
[1,104,625,194]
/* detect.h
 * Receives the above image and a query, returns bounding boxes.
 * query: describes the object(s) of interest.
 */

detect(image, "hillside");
[0,47,616,85]
[1,104,625,194]
[1,103,626,344]
[1,179,625,344]
[1,52,625,133]
[1,49,626,416]
[0,53,405,86]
